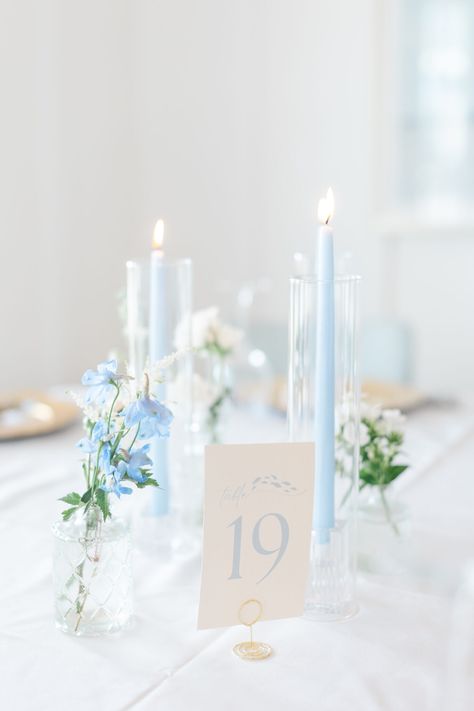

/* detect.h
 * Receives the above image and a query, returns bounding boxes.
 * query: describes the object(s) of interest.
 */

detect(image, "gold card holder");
[233,599,272,661]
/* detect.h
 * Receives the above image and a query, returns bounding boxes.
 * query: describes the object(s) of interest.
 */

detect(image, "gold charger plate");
[361,379,428,412]
[0,390,79,441]
[267,376,428,415]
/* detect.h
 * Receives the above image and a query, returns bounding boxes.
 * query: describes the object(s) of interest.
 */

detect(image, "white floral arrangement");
[175,306,243,442]
[175,306,243,356]
[337,402,409,531]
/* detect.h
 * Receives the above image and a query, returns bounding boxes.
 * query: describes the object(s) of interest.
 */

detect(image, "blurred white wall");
[1,0,473,396]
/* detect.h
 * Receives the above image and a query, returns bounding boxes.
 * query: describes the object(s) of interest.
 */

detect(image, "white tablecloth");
[1,401,474,711]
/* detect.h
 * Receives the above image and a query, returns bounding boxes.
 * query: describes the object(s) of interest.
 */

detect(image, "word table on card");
[198,442,314,631]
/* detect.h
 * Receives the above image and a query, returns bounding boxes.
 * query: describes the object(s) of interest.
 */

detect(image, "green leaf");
[81,488,92,504]
[136,477,159,489]
[359,468,378,487]
[390,464,408,475]
[385,464,408,484]
[59,492,82,506]
[202,341,231,358]
[95,488,111,520]
[360,462,408,489]
[61,506,79,521]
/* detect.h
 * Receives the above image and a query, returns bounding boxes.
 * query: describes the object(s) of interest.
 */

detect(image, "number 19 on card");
[228,513,289,584]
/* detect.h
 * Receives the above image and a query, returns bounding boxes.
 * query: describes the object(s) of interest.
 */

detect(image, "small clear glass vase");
[173,351,232,531]
[357,486,411,574]
[52,507,133,636]
[192,350,233,445]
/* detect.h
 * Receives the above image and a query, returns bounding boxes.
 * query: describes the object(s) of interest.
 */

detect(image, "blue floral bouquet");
[53,355,181,635]
[62,357,176,521]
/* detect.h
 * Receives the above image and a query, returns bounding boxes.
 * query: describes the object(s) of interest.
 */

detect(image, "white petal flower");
[342,420,357,446]
[174,306,242,355]
[192,307,220,349]
[381,408,405,433]
[146,349,189,382]
[174,307,218,350]
[68,390,101,421]
[213,322,243,352]
[360,400,382,421]
[360,422,370,447]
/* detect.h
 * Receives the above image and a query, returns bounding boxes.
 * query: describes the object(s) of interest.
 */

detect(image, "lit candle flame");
[152,219,165,251]
[317,188,335,225]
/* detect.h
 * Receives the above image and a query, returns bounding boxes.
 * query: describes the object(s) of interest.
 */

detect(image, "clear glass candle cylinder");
[126,256,193,390]
[288,274,360,620]
[52,508,132,636]
[126,257,194,530]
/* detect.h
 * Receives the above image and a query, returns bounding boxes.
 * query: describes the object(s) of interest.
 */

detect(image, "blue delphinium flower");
[118,444,152,483]
[99,441,113,475]
[76,418,110,454]
[61,358,179,525]
[124,395,173,438]
[81,359,120,405]
[76,437,98,454]
[100,468,133,499]
[138,416,172,440]
[91,419,108,441]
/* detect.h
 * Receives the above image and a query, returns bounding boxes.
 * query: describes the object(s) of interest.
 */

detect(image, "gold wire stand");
[233,598,272,661]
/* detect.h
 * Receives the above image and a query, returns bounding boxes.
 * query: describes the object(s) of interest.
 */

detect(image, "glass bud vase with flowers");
[53,357,175,636]
[175,307,242,445]
[338,404,411,574]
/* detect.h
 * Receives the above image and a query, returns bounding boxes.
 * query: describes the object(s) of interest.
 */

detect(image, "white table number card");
[198,442,314,630]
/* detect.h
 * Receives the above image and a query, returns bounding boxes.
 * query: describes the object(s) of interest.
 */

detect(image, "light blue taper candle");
[314,189,335,542]
[149,219,169,516]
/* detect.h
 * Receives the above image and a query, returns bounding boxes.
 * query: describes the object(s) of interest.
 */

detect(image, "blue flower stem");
[90,382,122,503]
[91,443,103,496]
[109,425,127,459]
[107,383,120,432]
[128,424,140,452]
[74,508,102,633]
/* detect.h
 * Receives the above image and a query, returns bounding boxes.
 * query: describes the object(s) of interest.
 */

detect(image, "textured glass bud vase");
[288,274,360,621]
[52,507,133,636]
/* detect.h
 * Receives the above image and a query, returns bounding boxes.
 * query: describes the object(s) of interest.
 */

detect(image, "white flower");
[68,390,101,421]
[174,307,216,351]
[338,419,370,448]
[213,322,243,352]
[146,349,189,382]
[360,400,382,422]
[360,422,370,447]
[192,307,220,350]
[174,306,243,355]
[380,408,405,433]
[342,420,357,446]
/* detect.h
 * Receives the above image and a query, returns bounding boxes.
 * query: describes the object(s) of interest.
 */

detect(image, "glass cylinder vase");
[52,507,133,636]
[126,256,195,540]
[357,486,411,574]
[192,349,233,445]
[288,274,360,621]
